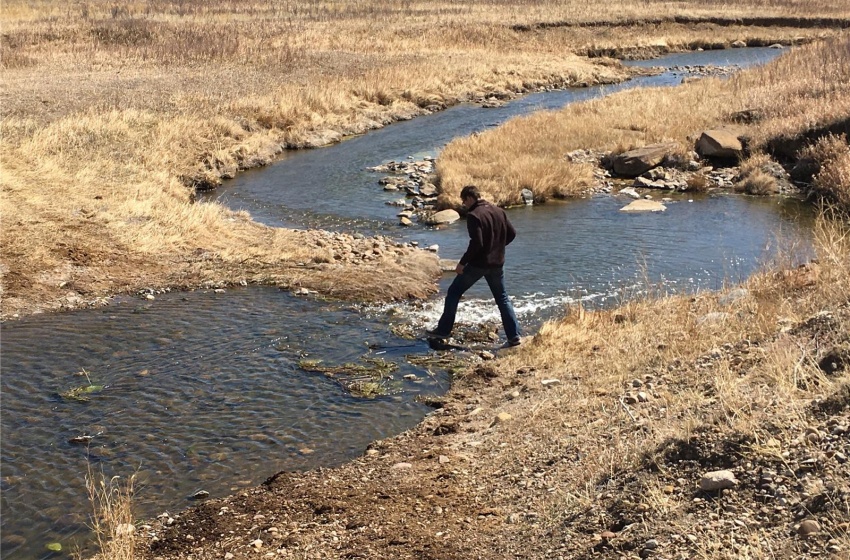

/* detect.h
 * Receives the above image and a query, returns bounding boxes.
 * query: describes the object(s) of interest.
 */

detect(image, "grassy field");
[3,1,850,318]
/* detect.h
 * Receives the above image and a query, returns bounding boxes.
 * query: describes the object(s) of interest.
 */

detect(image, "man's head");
[460,185,481,209]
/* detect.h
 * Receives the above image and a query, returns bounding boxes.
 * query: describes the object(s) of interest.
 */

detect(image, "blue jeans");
[436,265,521,341]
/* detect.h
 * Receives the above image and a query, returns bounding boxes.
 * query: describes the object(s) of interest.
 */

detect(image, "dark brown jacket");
[459,200,516,268]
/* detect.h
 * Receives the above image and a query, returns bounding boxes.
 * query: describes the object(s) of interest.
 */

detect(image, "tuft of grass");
[685,172,709,192]
[802,134,850,213]
[86,470,137,560]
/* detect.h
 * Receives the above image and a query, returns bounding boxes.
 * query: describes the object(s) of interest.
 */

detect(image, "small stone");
[391,462,413,470]
[225,553,235,559]
[541,379,561,387]
[438,455,450,464]
[251,539,263,549]
[145,294,155,300]
[700,470,738,491]
[644,539,659,549]
[798,519,820,537]
[601,531,616,540]
[491,412,513,425]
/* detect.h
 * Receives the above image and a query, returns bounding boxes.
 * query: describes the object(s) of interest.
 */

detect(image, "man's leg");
[433,266,483,336]
[484,267,521,341]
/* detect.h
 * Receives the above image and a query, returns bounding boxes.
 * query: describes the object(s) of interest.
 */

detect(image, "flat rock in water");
[620,200,666,212]
[619,187,641,199]
[423,209,460,225]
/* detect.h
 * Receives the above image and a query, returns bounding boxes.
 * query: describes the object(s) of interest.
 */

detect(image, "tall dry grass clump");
[87,472,137,560]
[800,134,850,213]
[734,152,780,195]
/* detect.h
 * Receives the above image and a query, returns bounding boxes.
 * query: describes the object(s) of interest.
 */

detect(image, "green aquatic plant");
[59,369,104,402]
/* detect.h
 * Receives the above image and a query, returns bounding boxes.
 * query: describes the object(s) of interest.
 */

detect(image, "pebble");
[798,519,820,537]
[492,412,513,425]
[700,470,738,491]
[541,379,561,386]
[391,462,413,470]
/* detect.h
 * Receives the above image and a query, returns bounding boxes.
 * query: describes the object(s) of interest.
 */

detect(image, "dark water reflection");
[2,46,813,560]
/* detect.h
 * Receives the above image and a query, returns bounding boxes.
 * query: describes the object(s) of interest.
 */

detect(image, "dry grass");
[2,2,850,317]
[86,471,137,560]
[803,134,850,212]
[475,214,850,554]
[437,35,850,209]
[735,153,780,195]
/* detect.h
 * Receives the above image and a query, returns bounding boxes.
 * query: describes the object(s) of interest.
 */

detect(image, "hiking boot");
[500,336,522,349]
[426,327,451,339]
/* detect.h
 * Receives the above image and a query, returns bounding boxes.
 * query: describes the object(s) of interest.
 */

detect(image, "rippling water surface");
[1,47,815,559]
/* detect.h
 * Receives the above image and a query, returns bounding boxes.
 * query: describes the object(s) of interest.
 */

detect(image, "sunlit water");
[1,47,815,559]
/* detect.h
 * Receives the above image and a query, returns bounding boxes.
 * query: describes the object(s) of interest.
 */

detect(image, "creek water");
[0,47,815,559]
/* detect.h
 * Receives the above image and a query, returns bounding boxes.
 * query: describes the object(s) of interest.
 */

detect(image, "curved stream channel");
[1,47,816,559]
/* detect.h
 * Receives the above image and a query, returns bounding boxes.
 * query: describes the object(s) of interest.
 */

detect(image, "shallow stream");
[0,46,815,559]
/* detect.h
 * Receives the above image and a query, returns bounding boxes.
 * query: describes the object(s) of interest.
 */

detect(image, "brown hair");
[460,185,481,201]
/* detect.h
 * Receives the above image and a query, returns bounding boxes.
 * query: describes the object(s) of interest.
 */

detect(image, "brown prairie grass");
[479,214,850,554]
[437,35,850,211]
[803,134,850,211]
[2,2,850,318]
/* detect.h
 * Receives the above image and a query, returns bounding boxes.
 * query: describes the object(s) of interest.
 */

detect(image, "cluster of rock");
[570,126,802,212]
[297,229,422,266]
[669,64,740,79]
[368,157,461,227]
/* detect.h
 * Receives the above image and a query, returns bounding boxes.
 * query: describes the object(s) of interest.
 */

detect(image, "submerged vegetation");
[298,356,399,397]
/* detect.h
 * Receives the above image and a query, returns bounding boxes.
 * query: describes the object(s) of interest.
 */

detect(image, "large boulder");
[423,209,460,225]
[695,129,743,159]
[610,142,680,177]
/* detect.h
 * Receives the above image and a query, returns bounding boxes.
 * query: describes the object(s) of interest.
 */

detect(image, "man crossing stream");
[427,185,523,348]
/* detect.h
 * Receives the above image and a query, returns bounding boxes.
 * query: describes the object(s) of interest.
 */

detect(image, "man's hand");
[455,263,465,275]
